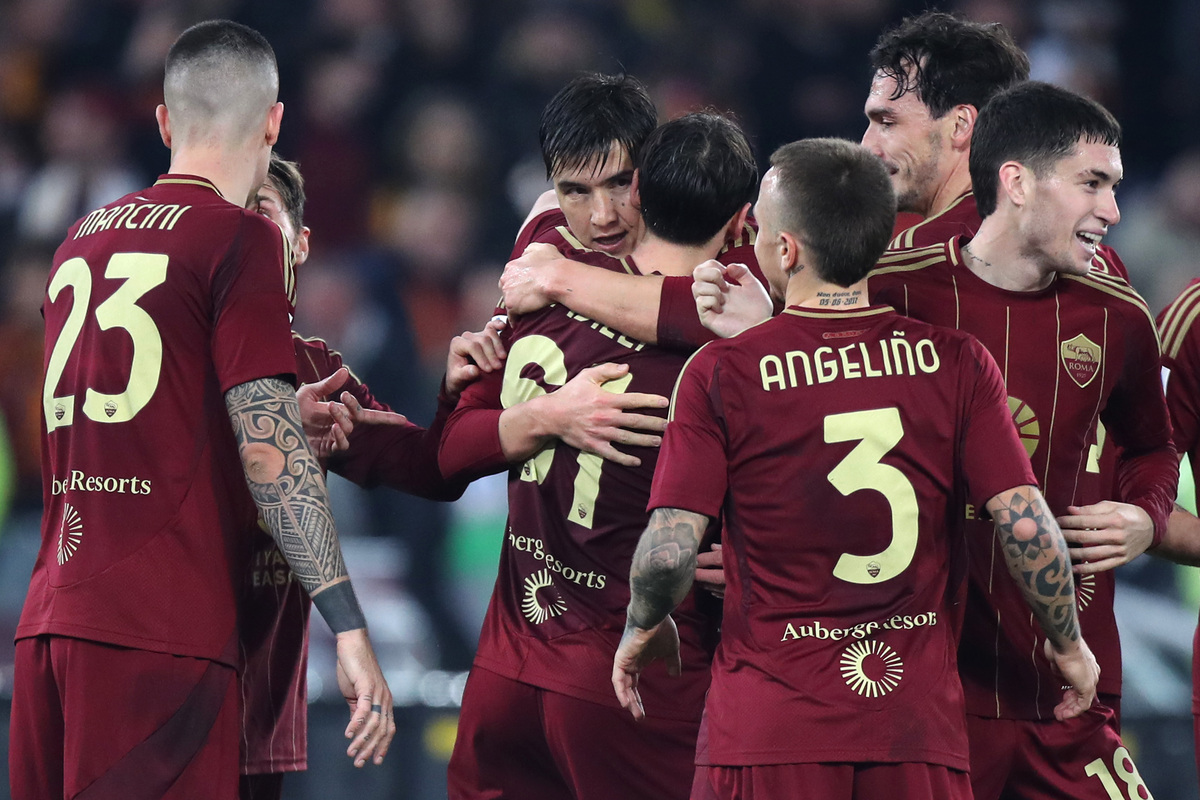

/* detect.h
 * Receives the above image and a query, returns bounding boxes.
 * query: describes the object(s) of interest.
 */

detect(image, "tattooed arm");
[984,484,1099,720]
[613,506,710,720]
[225,377,396,767]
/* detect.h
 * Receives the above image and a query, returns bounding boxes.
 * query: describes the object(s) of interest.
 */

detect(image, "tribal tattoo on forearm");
[226,377,348,595]
[626,507,707,631]
[990,486,1080,646]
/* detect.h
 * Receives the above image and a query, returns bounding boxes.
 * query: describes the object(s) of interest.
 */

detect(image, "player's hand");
[446,318,507,397]
[693,260,772,339]
[336,628,396,767]
[612,616,682,721]
[335,392,409,431]
[500,242,564,315]
[543,363,668,467]
[1043,636,1099,721]
[298,367,353,458]
[694,543,726,598]
[1057,501,1154,573]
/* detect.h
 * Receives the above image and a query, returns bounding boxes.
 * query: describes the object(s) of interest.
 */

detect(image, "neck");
[922,157,972,218]
[633,231,725,277]
[167,144,261,208]
[963,215,1056,292]
[786,273,870,310]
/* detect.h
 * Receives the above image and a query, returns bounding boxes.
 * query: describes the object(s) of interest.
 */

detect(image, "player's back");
[20,174,297,666]
[669,305,1029,768]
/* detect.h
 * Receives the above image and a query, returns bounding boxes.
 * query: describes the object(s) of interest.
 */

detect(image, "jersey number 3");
[825,407,919,584]
[43,253,168,432]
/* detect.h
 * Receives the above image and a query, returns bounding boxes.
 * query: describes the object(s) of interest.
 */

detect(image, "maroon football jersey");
[239,333,465,773]
[888,191,1128,280]
[444,241,719,722]
[870,238,1177,719]
[1157,279,1200,716]
[650,306,1035,767]
[18,175,297,666]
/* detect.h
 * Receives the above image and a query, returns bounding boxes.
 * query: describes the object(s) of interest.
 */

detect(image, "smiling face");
[552,142,643,257]
[861,68,947,216]
[1019,138,1122,276]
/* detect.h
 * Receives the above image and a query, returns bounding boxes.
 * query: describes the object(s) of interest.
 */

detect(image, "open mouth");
[591,233,627,253]
[1077,231,1102,255]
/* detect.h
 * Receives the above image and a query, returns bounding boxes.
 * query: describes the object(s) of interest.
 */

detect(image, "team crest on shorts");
[1060,334,1101,388]
[57,503,84,565]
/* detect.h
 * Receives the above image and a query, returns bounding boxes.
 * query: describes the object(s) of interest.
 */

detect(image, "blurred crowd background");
[1,0,1199,796]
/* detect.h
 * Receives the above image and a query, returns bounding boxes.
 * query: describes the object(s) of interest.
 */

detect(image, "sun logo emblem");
[521,569,567,625]
[1076,573,1095,609]
[57,504,84,565]
[840,639,904,698]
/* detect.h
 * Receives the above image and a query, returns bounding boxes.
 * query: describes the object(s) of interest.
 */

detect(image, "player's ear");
[723,202,752,243]
[265,101,284,147]
[950,104,977,151]
[998,161,1028,210]
[156,104,172,148]
[630,169,642,209]
[780,230,802,274]
[294,226,311,267]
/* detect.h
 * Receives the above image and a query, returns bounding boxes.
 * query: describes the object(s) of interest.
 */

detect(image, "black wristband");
[312,581,367,633]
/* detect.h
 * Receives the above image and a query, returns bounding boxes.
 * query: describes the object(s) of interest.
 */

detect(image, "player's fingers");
[578,362,631,384]
[348,697,383,767]
[605,427,662,449]
[307,367,350,400]
[724,262,751,283]
[612,391,669,410]
[593,444,641,468]
[1071,555,1123,574]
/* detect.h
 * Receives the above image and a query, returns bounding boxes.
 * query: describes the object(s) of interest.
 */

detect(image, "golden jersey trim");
[1061,272,1158,343]
[153,177,223,197]
[887,191,974,250]
[667,343,713,423]
[1158,283,1200,360]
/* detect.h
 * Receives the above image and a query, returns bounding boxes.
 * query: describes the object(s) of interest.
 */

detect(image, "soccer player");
[500,72,763,351]
[441,112,759,800]
[860,11,1127,280]
[691,81,1175,800]
[1148,286,1200,778]
[870,82,1173,800]
[11,21,391,799]
[238,153,506,800]
[614,137,1096,800]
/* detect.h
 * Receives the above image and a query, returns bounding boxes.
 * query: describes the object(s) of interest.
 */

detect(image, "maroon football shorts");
[10,635,239,800]
[967,704,1152,800]
[691,761,971,800]
[447,665,699,800]
[239,772,285,800]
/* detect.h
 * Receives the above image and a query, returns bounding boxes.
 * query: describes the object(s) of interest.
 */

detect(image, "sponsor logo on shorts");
[57,504,83,565]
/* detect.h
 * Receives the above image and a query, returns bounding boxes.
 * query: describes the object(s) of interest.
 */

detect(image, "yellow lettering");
[760,355,786,391]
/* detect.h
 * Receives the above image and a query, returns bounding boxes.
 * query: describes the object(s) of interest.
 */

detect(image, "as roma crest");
[1060,334,1101,388]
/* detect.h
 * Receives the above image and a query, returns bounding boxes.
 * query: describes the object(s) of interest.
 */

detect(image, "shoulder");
[1158,279,1200,360]
[1060,270,1155,328]
[871,242,952,280]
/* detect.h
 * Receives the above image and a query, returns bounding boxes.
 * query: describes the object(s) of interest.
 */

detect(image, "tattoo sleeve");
[226,377,366,633]
[626,507,709,631]
[986,485,1079,647]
